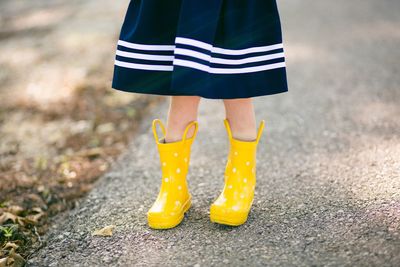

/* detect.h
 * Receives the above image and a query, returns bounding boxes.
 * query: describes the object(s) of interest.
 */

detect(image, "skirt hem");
[111,84,288,100]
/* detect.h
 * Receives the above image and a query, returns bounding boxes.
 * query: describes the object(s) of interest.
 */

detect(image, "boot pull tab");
[152,119,166,144]
[182,120,199,143]
[255,120,265,144]
[223,118,233,140]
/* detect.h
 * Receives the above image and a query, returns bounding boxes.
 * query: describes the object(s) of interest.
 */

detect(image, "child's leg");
[165,96,201,142]
[223,98,257,141]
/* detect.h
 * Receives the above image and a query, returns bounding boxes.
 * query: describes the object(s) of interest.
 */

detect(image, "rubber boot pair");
[147,118,265,229]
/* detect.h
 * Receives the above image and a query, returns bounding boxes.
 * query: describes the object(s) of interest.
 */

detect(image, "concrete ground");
[29,0,400,266]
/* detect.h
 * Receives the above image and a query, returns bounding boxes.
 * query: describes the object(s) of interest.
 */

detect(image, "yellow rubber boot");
[210,118,265,226]
[147,119,199,229]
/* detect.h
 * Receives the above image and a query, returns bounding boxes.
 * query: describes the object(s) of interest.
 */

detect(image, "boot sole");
[209,200,253,226]
[148,197,191,229]
[210,212,248,226]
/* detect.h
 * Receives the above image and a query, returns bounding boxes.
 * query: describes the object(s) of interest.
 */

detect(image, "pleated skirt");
[112,0,288,99]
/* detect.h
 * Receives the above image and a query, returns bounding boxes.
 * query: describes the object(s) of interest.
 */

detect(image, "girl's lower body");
[112,0,288,228]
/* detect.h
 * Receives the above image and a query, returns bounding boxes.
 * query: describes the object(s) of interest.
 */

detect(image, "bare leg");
[223,98,257,141]
[165,96,201,142]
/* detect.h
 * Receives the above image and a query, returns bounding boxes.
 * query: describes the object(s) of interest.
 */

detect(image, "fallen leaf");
[4,242,19,250]
[25,213,44,225]
[0,212,18,224]
[7,206,24,216]
[7,251,25,267]
[25,207,45,225]
[0,258,7,267]
[76,148,105,158]
[32,207,43,213]
[96,123,115,134]
[0,242,25,267]
[0,212,26,227]
[91,225,116,237]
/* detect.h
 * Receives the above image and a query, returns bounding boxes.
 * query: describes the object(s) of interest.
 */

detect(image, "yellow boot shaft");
[210,118,265,226]
[147,119,198,229]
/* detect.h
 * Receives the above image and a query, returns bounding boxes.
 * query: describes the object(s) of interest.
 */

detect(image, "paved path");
[29,1,400,266]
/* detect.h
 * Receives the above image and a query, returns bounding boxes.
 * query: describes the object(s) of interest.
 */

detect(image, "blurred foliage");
[0,0,161,265]
[0,84,161,264]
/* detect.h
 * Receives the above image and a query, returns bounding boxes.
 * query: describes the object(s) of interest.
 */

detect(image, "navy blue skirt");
[112,0,288,99]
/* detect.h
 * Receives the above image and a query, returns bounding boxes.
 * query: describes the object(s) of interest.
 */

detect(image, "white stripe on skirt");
[115,38,285,73]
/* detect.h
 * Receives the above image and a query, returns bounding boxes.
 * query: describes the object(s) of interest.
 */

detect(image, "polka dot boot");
[210,118,265,226]
[147,119,199,229]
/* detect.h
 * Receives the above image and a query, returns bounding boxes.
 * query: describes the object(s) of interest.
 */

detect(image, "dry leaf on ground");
[0,258,7,267]
[91,225,116,237]
[0,242,25,267]
[4,243,18,250]
[0,212,19,225]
